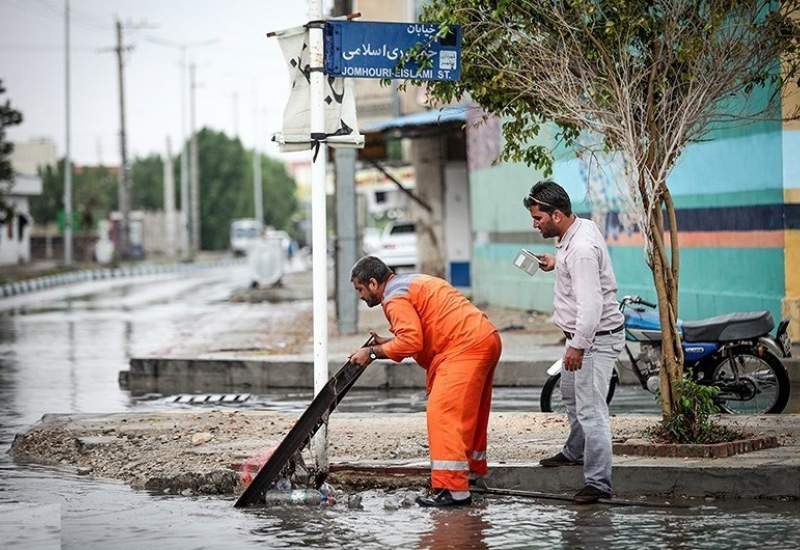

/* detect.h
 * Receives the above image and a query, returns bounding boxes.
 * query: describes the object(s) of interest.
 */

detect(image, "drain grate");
[172,393,251,404]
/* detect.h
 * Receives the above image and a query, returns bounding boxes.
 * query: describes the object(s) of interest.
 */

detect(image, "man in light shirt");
[524,179,625,504]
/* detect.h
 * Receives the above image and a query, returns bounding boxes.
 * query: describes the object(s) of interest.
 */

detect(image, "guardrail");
[0,258,246,298]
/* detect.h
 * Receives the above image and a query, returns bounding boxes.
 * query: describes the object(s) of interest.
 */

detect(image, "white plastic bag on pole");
[272,26,364,152]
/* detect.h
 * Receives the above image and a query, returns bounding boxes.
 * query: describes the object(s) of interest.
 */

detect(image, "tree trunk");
[646,188,684,420]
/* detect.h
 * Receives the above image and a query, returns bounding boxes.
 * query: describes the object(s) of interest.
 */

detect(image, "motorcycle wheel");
[540,372,618,413]
[711,347,790,414]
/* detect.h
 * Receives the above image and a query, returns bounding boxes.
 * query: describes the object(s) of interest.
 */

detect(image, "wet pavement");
[2,265,799,549]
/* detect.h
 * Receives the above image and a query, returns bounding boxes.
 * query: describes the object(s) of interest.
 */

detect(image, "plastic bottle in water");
[263,489,334,506]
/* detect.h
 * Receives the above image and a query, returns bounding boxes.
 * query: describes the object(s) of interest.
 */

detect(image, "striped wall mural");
[467,111,799,337]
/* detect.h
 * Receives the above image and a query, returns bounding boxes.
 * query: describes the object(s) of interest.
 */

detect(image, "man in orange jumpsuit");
[348,256,502,507]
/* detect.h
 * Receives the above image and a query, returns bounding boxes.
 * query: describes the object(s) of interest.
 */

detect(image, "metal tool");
[234,336,374,508]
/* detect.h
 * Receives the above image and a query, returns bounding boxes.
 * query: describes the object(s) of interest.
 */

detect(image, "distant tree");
[33,130,299,248]
[259,151,299,232]
[0,80,23,217]
[195,129,299,250]
[33,161,117,230]
[130,153,166,211]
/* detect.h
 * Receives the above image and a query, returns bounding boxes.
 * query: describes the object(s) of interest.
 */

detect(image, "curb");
[122,357,559,392]
[123,356,800,401]
[612,436,779,458]
[329,460,800,499]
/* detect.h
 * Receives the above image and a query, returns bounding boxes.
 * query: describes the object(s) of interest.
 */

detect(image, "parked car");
[230,218,262,256]
[374,220,417,269]
[362,226,383,255]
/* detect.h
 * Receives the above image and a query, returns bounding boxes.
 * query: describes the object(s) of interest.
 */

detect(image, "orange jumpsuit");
[381,274,502,491]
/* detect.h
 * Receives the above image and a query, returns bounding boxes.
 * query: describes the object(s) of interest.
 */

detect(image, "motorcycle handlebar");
[621,295,657,309]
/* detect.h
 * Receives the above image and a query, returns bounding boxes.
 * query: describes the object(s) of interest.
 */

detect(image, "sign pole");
[308,0,329,474]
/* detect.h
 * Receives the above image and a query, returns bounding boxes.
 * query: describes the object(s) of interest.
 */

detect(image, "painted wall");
[468,114,795,329]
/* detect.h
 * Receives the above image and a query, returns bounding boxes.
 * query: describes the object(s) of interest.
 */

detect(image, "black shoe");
[539,452,582,467]
[415,489,472,508]
[573,485,611,504]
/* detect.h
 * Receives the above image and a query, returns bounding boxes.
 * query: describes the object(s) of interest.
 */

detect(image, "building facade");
[468,99,800,340]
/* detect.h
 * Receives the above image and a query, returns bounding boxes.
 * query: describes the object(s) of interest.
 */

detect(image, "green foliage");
[414,0,800,174]
[130,154,167,211]
[0,79,23,185]
[1,79,23,219]
[646,376,741,444]
[33,161,117,231]
[195,129,297,250]
[663,376,721,443]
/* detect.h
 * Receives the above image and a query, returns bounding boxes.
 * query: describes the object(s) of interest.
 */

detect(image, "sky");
[0,0,325,165]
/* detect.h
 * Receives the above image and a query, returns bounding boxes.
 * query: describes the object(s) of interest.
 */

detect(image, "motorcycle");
[540,295,792,414]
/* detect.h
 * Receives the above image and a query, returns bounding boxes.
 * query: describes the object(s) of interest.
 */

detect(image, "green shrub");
[647,376,744,444]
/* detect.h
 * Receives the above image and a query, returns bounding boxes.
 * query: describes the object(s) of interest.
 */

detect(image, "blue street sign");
[324,21,461,81]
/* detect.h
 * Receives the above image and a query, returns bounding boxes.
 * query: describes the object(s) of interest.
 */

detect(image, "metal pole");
[252,89,263,226]
[335,147,358,334]
[63,0,72,266]
[308,0,329,472]
[163,136,176,257]
[232,91,239,138]
[179,47,191,260]
[189,62,200,254]
[115,19,130,259]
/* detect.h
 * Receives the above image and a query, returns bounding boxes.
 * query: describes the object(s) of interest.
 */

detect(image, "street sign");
[324,21,461,81]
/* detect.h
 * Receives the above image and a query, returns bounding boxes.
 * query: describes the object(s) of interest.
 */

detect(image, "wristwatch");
[368,346,377,361]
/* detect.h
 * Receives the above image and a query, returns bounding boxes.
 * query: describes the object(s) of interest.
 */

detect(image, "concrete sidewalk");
[10,410,800,499]
[122,269,800,412]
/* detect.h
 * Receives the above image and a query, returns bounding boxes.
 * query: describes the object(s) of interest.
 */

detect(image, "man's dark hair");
[522,179,572,216]
[350,255,394,284]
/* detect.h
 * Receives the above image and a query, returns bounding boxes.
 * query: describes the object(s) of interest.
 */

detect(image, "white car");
[230,219,262,256]
[374,221,417,269]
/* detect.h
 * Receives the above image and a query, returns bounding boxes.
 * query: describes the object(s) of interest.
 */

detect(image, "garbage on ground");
[347,493,363,510]
[241,449,343,507]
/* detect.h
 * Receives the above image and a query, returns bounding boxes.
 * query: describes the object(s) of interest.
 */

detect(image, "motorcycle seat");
[682,311,774,342]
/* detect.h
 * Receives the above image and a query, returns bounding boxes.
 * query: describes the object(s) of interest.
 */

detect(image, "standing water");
[1,267,799,549]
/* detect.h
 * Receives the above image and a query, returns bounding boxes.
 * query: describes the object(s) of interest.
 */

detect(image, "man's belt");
[563,324,624,341]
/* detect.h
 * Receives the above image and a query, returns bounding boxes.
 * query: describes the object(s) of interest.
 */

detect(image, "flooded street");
[2,267,799,549]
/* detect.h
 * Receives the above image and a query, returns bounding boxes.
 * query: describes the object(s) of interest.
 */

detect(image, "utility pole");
[63,0,72,266]
[232,91,240,139]
[115,18,131,259]
[180,47,191,260]
[163,136,176,258]
[332,0,358,335]
[189,62,200,253]
[141,36,218,260]
[308,0,329,474]
[252,89,263,226]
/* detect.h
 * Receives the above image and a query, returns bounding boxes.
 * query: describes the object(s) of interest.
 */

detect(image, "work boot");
[415,489,472,508]
[573,485,611,504]
[539,452,582,467]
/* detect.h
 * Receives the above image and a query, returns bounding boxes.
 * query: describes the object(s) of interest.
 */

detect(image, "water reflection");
[419,508,491,550]
[559,507,615,550]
